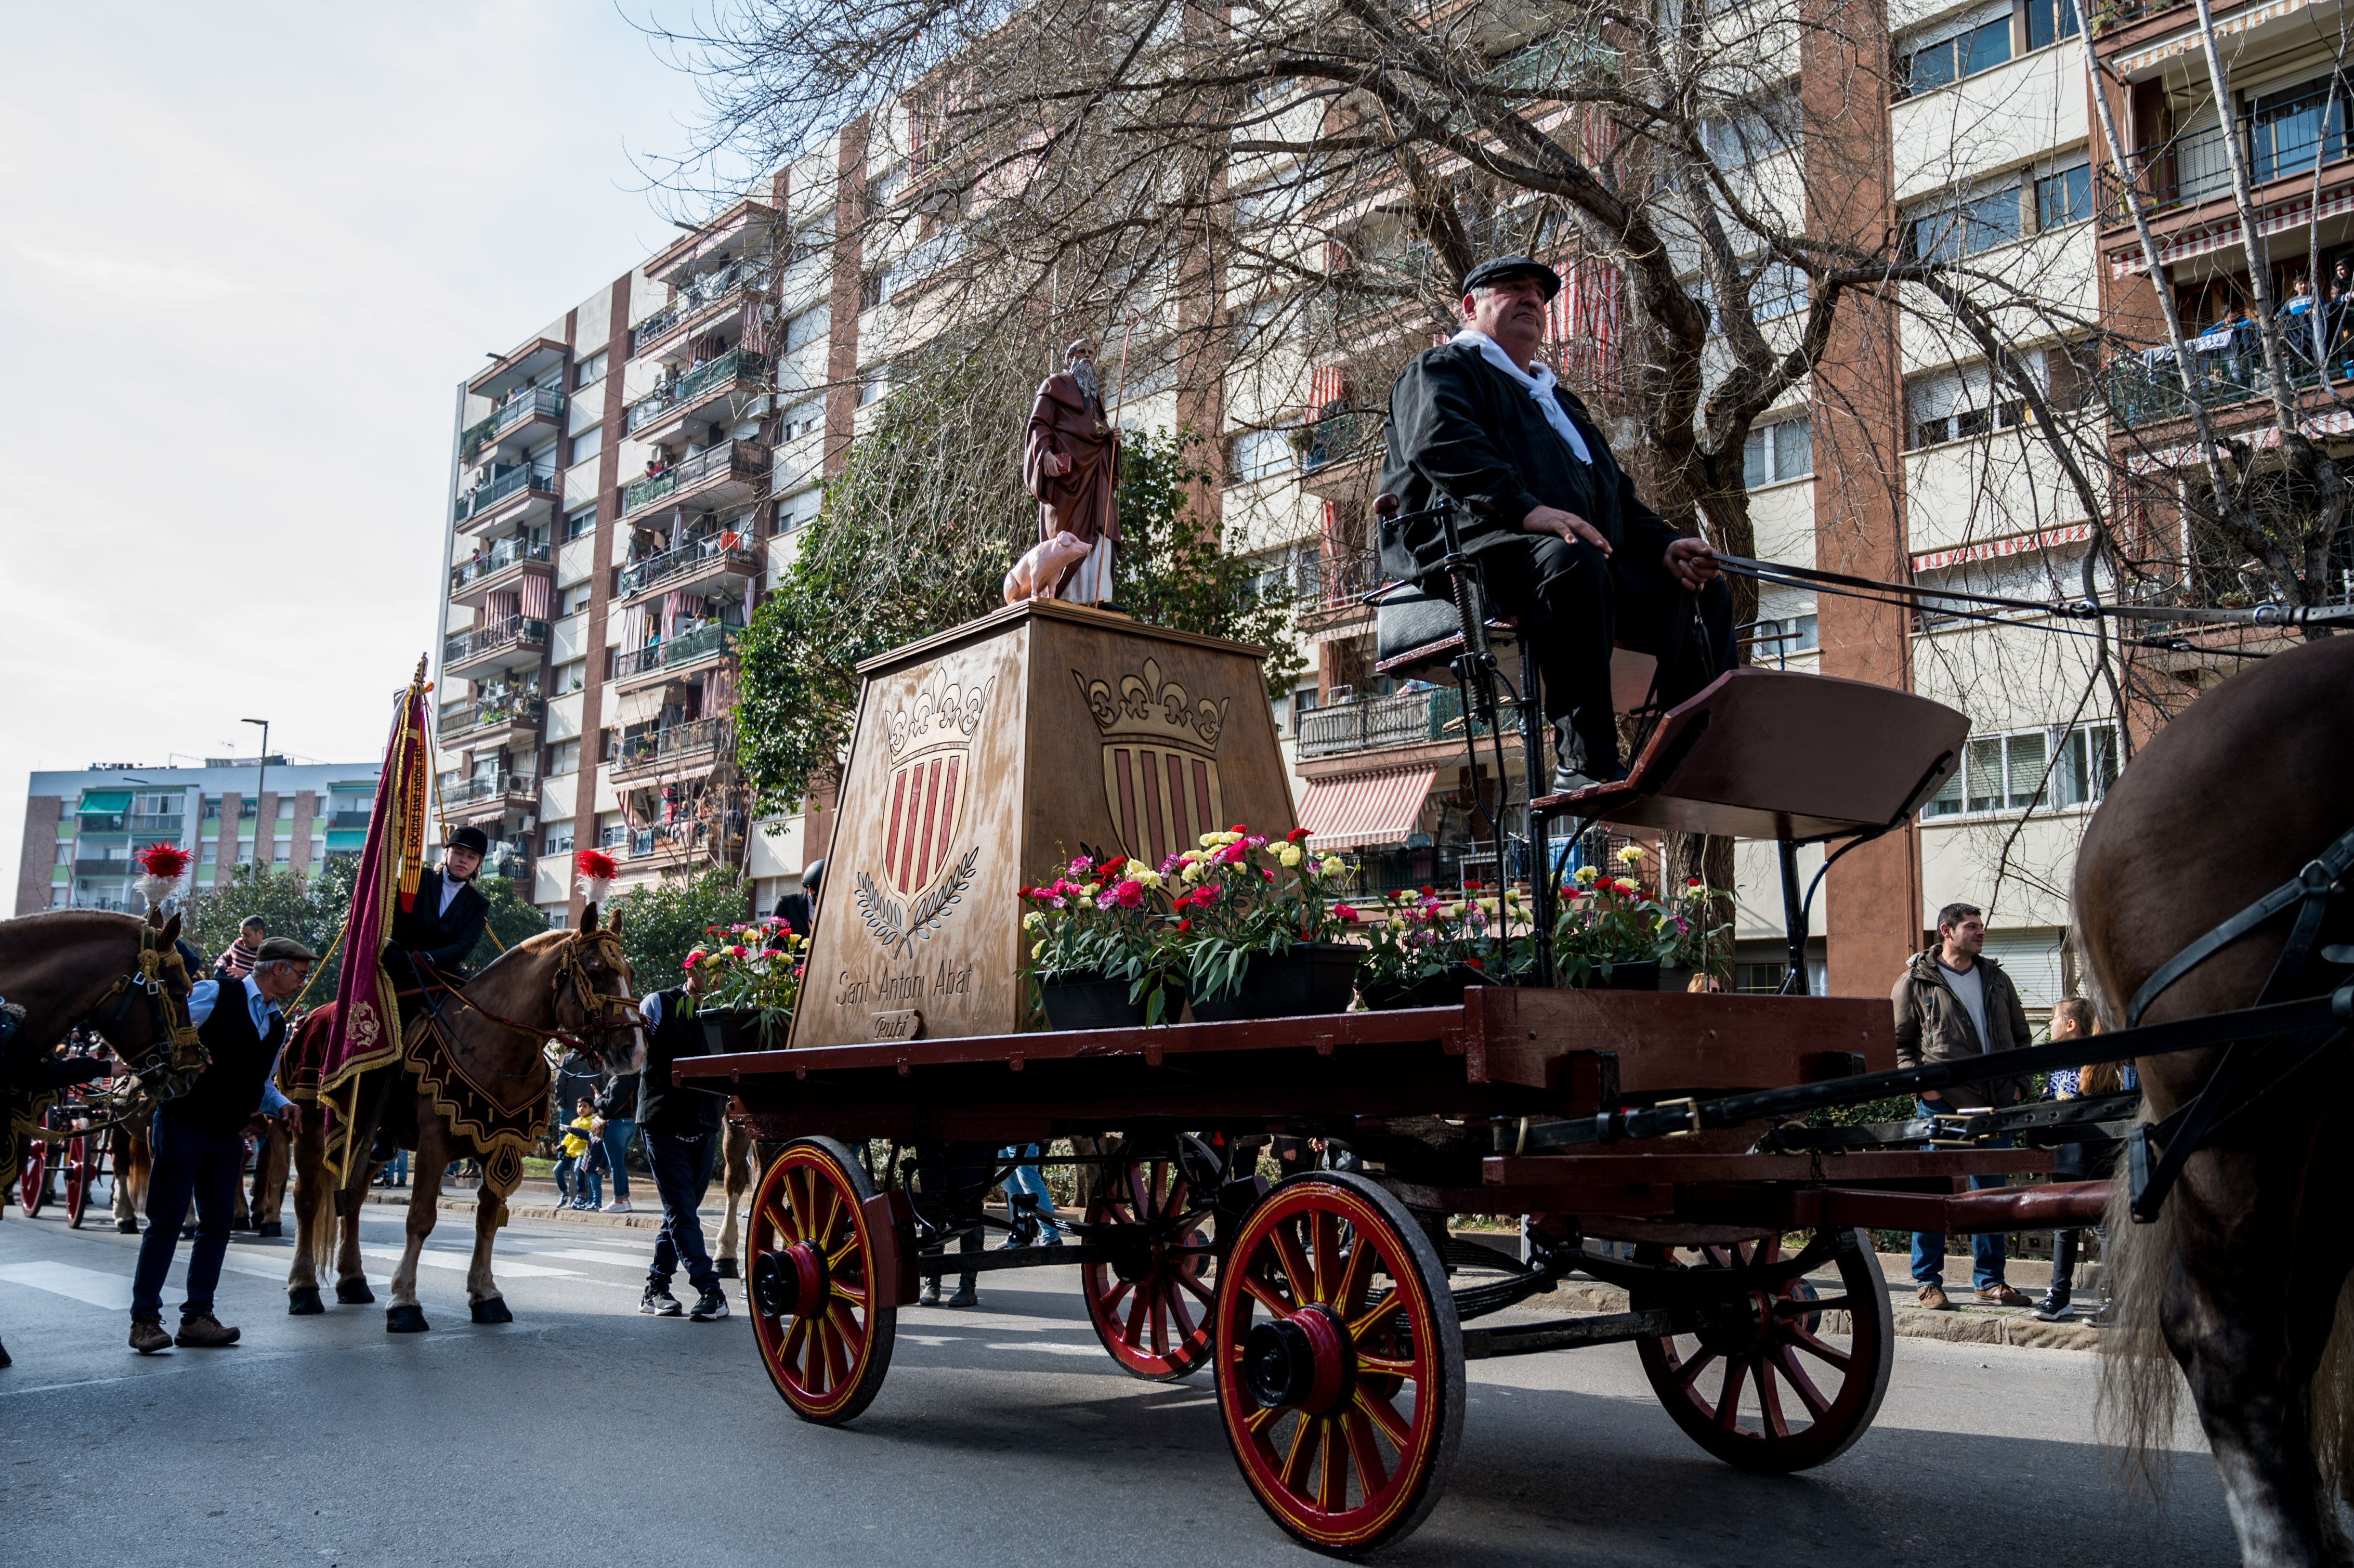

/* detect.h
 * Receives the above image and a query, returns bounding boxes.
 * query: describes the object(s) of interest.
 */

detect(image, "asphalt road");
[2,1201,2234,1566]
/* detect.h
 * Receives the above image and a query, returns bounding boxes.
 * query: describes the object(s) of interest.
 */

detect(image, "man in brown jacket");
[1892,903,2033,1309]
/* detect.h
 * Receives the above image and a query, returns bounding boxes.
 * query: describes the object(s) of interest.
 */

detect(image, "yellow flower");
[1318,856,1344,877]
[1023,911,1045,933]
[1134,870,1163,889]
[1199,832,1219,849]
[1574,866,1599,885]
[1124,859,1152,880]
[1030,940,1045,960]
[1081,882,1100,898]
[1182,863,1204,883]
[1615,844,1644,864]
[1278,845,1303,868]
[1478,897,1499,915]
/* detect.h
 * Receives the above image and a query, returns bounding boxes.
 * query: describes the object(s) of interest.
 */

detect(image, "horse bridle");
[410,926,643,1061]
[22,927,210,1142]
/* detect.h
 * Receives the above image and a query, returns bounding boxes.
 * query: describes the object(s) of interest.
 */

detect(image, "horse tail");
[2095,1164,2185,1497]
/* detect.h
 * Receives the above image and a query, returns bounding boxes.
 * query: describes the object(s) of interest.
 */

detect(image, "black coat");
[1376,341,1680,583]
[636,989,723,1136]
[387,867,489,977]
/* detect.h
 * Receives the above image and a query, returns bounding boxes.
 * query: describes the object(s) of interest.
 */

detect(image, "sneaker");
[129,1318,173,1354]
[174,1313,240,1348]
[946,1283,978,1309]
[640,1286,683,1317]
[1038,1232,1064,1248]
[2033,1299,2076,1322]
[689,1287,730,1322]
[1977,1283,2031,1308]
[1916,1282,1953,1311]
[603,1199,631,1213]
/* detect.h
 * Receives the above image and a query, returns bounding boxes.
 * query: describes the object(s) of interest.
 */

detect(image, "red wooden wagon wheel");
[61,1133,91,1228]
[1213,1173,1462,1558]
[1081,1147,1219,1380]
[17,1135,48,1219]
[746,1136,898,1426]
[1632,1227,1894,1474]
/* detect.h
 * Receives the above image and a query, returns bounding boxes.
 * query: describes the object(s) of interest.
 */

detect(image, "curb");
[360,1190,710,1232]
[1530,1276,2105,1354]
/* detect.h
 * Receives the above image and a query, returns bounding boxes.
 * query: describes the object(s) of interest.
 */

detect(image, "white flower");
[1615,844,1644,864]
[1318,856,1344,877]
[1023,911,1045,933]
[1278,845,1303,868]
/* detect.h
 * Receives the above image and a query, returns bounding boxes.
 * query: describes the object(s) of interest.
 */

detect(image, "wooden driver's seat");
[1529,666,1968,842]
[1370,582,1664,713]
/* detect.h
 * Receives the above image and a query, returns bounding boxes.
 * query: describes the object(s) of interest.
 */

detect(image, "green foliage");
[181,859,359,1001]
[736,339,1303,811]
[608,869,750,994]
[470,875,554,971]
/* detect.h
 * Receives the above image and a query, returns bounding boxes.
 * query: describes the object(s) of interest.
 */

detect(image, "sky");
[0,1,721,899]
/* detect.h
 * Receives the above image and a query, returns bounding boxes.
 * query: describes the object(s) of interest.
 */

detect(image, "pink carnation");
[1333,903,1359,923]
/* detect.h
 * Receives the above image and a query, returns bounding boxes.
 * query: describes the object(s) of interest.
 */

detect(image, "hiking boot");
[129,1318,173,1354]
[946,1283,978,1309]
[920,1277,941,1306]
[689,1287,730,1322]
[640,1286,683,1317]
[175,1313,241,1348]
[1916,1282,1952,1311]
[1977,1283,2031,1308]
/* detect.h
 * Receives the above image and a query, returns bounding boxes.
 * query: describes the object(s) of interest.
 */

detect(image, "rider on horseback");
[384,825,490,1020]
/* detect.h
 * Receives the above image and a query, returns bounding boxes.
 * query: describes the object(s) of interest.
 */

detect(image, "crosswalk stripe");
[0,1261,134,1310]
[525,1248,655,1267]
[357,1247,578,1278]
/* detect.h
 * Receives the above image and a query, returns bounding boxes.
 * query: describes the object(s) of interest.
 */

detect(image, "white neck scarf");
[1451,329,1592,465]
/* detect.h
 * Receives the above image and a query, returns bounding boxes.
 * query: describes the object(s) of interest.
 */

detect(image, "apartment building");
[16,759,382,916]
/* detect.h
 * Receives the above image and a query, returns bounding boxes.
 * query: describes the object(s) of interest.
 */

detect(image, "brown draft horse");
[1,908,203,1367]
[2074,633,2354,1566]
[284,911,642,1331]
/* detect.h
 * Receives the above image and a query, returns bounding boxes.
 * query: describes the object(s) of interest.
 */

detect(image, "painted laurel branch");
[855,846,980,959]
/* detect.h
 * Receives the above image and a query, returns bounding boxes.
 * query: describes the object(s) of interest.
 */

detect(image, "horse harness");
[11,926,209,1143]
[2120,818,2354,1222]
[402,926,643,1066]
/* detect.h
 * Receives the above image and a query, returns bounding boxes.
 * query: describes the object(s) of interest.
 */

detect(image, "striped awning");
[1298,766,1436,852]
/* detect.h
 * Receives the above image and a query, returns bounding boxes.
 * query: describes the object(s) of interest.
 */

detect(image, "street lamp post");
[243,718,269,869]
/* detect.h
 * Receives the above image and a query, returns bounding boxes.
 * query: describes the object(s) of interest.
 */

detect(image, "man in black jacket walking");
[1378,256,1734,792]
[635,966,728,1321]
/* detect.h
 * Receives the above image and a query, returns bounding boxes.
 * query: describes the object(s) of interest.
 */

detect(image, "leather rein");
[23,927,210,1142]
[404,929,643,1060]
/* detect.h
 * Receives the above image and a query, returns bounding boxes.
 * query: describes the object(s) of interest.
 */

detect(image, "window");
[1902,13,2011,97]
[553,657,587,692]
[1924,724,2116,817]
[203,798,221,819]
[783,306,829,352]
[273,845,291,866]
[859,270,887,311]
[2249,75,2352,185]
[542,824,576,857]
[1749,260,1808,321]
[547,739,581,776]
[565,504,597,541]
[596,812,626,849]
[55,842,72,866]
[780,400,823,441]
[858,371,888,406]
[561,584,593,617]
[2035,162,2092,229]
[570,423,604,465]
[1906,364,2026,448]
[239,800,257,819]
[1703,98,1798,168]
[779,487,822,531]
[1743,416,1813,487]
[574,349,608,389]
[2025,0,2080,50]
[1906,185,2022,262]
[1233,428,1296,483]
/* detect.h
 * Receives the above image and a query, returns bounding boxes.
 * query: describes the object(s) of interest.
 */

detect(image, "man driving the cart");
[1377,255,1735,794]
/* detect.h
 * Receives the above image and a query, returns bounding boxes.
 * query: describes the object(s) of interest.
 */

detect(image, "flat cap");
[256,936,319,964]
[1461,255,1562,300]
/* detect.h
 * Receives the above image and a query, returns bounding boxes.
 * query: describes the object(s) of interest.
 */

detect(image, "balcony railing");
[631,262,769,355]
[614,620,746,680]
[618,537,758,599]
[625,348,769,433]
[624,820,713,859]
[442,773,541,808]
[443,695,546,738]
[126,814,185,837]
[443,616,550,668]
[73,857,133,877]
[620,441,767,517]
[616,717,730,772]
[330,809,372,829]
[461,386,567,460]
[2113,114,2352,219]
[2108,328,2353,428]
[453,464,554,525]
[450,538,553,594]
[1300,410,1375,475]
[1297,686,1526,760]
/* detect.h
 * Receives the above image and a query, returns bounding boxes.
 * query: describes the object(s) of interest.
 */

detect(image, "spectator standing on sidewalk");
[594,1067,638,1213]
[1892,903,2033,1311]
[2036,999,2134,1322]
[554,1096,592,1208]
[634,965,728,1322]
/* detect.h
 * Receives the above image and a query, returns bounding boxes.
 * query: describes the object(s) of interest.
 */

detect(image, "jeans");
[1911,1100,2010,1290]
[386,1148,408,1186]
[645,1129,718,1293]
[130,1115,245,1321]
[599,1119,636,1203]
[577,1159,603,1208]
[998,1145,1061,1242]
[553,1154,579,1202]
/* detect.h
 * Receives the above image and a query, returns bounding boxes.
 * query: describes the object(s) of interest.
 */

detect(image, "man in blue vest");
[128,936,313,1353]
[1379,256,1735,794]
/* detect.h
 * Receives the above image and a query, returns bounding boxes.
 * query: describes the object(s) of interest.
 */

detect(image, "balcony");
[329,809,372,829]
[439,694,546,748]
[631,257,770,359]
[467,336,568,401]
[612,620,745,690]
[126,813,185,839]
[73,857,134,878]
[481,839,533,881]
[617,818,734,864]
[449,537,554,606]
[610,717,730,782]
[621,440,767,518]
[442,616,550,680]
[617,537,760,605]
[2107,330,2353,431]
[1299,410,1375,477]
[1296,685,1526,761]
[459,386,567,463]
[441,773,541,819]
[453,465,558,532]
[1294,547,1390,633]
[624,348,770,439]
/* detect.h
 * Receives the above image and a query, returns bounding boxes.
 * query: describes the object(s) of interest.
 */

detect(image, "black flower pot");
[697,1005,788,1053]
[1359,963,1492,1011]
[1188,942,1366,1023]
[1569,960,1660,992]
[1039,974,1184,1031]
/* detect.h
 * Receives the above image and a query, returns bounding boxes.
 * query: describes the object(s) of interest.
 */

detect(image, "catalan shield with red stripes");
[881,744,972,897]
[1102,742,1224,870]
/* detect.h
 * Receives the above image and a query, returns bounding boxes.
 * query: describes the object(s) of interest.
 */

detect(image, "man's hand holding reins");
[1665,537,1719,592]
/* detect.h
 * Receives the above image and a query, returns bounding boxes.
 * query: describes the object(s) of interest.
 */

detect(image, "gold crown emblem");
[1073,658,1228,749]
[887,669,994,759]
